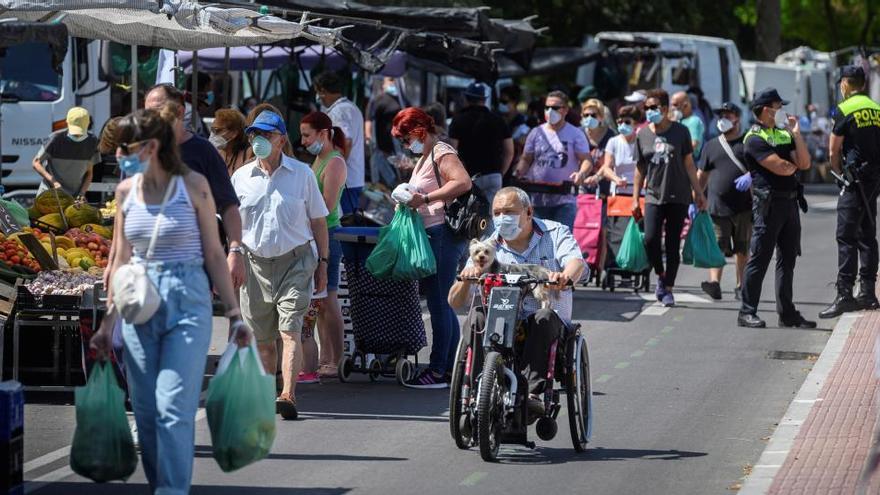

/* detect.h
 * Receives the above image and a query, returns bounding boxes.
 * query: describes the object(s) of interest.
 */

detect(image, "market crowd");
[32,64,874,494]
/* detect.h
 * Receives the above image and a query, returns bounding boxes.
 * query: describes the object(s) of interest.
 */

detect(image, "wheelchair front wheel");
[449,344,472,449]
[566,335,592,452]
[478,351,505,462]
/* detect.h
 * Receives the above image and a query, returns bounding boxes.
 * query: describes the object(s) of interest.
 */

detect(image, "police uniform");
[738,88,814,328]
[820,66,880,318]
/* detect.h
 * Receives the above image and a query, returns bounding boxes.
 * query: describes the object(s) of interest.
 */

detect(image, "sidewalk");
[741,309,880,494]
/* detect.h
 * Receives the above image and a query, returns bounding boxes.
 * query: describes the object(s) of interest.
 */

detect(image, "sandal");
[318,365,338,378]
[275,393,298,420]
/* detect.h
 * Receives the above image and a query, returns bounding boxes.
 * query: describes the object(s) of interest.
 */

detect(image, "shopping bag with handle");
[682,211,727,268]
[70,360,138,482]
[206,338,276,472]
[615,217,650,272]
[366,206,436,280]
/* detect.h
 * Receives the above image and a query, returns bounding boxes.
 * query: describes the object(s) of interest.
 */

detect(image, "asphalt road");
[21,186,844,494]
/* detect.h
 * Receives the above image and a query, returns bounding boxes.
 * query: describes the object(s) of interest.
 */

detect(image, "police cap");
[837,65,866,83]
[713,102,742,116]
[751,88,790,110]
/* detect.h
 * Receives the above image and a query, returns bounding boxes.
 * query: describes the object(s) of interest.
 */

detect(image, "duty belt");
[770,190,798,200]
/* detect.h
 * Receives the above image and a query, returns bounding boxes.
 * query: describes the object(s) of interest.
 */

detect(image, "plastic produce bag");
[206,340,276,473]
[0,200,29,227]
[366,207,436,280]
[615,217,650,272]
[70,361,138,482]
[682,211,726,268]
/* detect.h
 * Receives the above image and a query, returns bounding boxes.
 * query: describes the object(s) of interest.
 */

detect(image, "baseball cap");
[713,102,742,116]
[624,90,647,103]
[245,110,287,135]
[463,82,487,100]
[66,107,90,136]
[751,88,789,110]
[837,65,866,82]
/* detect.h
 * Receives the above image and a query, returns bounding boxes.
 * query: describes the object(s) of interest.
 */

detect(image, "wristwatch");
[318,257,329,264]
[229,246,243,255]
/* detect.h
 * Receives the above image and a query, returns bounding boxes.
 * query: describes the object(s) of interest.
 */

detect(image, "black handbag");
[430,149,491,239]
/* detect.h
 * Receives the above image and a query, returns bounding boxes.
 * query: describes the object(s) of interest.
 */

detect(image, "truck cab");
[1,37,110,191]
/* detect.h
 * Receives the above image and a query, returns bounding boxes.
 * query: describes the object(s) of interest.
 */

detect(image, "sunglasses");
[119,140,148,155]
[644,104,662,111]
[583,112,598,118]
[545,105,564,111]
[210,127,229,135]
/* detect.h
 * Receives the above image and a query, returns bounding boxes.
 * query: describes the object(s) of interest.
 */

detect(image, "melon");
[37,213,66,231]
[64,204,101,228]
[34,189,74,215]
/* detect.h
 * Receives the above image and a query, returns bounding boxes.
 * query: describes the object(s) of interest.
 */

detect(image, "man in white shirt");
[315,71,365,214]
[232,111,330,420]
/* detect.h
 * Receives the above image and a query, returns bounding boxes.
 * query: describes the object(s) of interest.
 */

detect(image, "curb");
[738,312,862,494]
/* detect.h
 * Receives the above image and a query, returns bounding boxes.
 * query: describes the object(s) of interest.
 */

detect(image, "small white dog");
[468,239,556,309]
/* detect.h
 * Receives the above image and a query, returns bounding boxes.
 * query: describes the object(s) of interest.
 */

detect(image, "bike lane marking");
[460,471,488,486]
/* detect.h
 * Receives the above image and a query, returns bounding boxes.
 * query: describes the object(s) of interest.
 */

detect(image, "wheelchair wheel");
[566,335,592,452]
[478,351,505,462]
[449,344,471,449]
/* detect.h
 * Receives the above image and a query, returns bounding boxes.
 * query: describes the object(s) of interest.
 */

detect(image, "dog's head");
[468,239,496,269]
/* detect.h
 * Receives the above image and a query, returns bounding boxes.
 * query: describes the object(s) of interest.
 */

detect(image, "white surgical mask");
[670,109,684,122]
[774,109,788,129]
[307,139,323,155]
[545,108,562,125]
[209,133,228,149]
[716,118,734,134]
[494,213,522,241]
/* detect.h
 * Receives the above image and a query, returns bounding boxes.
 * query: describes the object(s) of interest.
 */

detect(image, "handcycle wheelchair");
[449,273,593,462]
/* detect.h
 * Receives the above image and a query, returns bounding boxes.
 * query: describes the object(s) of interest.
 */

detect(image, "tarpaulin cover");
[177,45,408,77]
[0,0,159,11]
[0,21,68,71]
[498,47,603,78]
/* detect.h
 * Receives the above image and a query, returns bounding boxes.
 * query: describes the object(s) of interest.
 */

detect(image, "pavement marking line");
[614,362,630,369]
[660,325,675,334]
[299,411,448,421]
[738,312,860,495]
[640,304,669,316]
[460,471,488,486]
[645,337,660,347]
[595,374,613,383]
[639,293,712,304]
[630,349,645,358]
[22,447,70,476]
[673,315,685,322]
[24,467,74,494]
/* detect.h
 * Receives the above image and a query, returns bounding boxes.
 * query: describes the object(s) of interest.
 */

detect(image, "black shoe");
[701,281,722,300]
[856,281,880,310]
[778,312,817,329]
[737,313,766,328]
[734,286,742,301]
[527,395,545,425]
[818,293,859,319]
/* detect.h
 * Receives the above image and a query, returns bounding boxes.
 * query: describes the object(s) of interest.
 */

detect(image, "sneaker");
[737,313,766,328]
[655,276,667,302]
[297,372,320,384]
[661,291,675,307]
[404,369,448,389]
[276,393,298,420]
[701,281,722,300]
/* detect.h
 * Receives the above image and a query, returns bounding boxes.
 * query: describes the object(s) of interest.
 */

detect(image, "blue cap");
[463,82,487,100]
[838,65,865,82]
[245,110,287,135]
[751,88,789,110]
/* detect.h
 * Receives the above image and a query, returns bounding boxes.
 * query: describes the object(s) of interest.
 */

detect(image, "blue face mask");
[618,123,634,137]
[251,135,273,160]
[581,116,600,129]
[498,103,510,114]
[408,139,425,155]
[646,109,664,124]
[307,139,323,155]
[493,213,523,241]
[67,132,88,143]
[204,91,215,106]
[385,85,399,97]
[118,153,146,176]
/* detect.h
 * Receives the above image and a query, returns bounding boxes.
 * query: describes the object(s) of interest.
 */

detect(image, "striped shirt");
[123,174,203,262]
[467,218,585,322]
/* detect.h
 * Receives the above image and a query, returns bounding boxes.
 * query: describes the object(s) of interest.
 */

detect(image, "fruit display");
[0,239,40,274]
[100,198,117,220]
[81,224,112,240]
[64,203,101,228]
[34,189,75,215]
[65,228,111,269]
[37,213,67,231]
[25,270,99,296]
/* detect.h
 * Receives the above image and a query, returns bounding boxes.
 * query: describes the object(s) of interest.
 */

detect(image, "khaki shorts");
[240,243,316,343]
[712,210,753,257]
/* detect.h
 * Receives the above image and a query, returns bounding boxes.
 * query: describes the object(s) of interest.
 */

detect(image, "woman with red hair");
[392,107,472,388]
[300,111,348,382]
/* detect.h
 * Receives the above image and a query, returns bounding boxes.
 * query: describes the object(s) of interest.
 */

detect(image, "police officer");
[737,88,816,328]
[819,66,880,318]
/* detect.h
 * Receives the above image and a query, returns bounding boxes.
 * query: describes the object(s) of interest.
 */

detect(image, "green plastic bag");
[615,217,650,272]
[70,361,138,482]
[206,341,276,473]
[682,212,727,268]
[0,200,28,227]
[366,207,436,280]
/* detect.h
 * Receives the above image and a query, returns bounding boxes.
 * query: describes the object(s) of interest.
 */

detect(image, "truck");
[1,37,110,191]
[577,32,748,111]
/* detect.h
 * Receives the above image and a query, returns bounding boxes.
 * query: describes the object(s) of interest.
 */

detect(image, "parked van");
[1,37,110,190]
[741,60,833,117]
[577,32,748,111]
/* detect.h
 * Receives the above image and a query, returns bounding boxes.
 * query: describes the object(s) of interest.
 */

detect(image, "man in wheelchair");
[448,187,587,419]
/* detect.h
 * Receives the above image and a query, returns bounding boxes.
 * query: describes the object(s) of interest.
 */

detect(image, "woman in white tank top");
[90,108,249,495]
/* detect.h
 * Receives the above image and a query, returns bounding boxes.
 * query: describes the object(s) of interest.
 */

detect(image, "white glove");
[391,183,416,204]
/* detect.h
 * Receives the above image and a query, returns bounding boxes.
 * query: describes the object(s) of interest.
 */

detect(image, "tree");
[755,0,782,60]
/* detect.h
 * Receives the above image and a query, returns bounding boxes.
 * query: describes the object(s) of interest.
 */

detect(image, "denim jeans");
[122,260,212,495]
[533,202,577,231]
[422,224,466,375]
